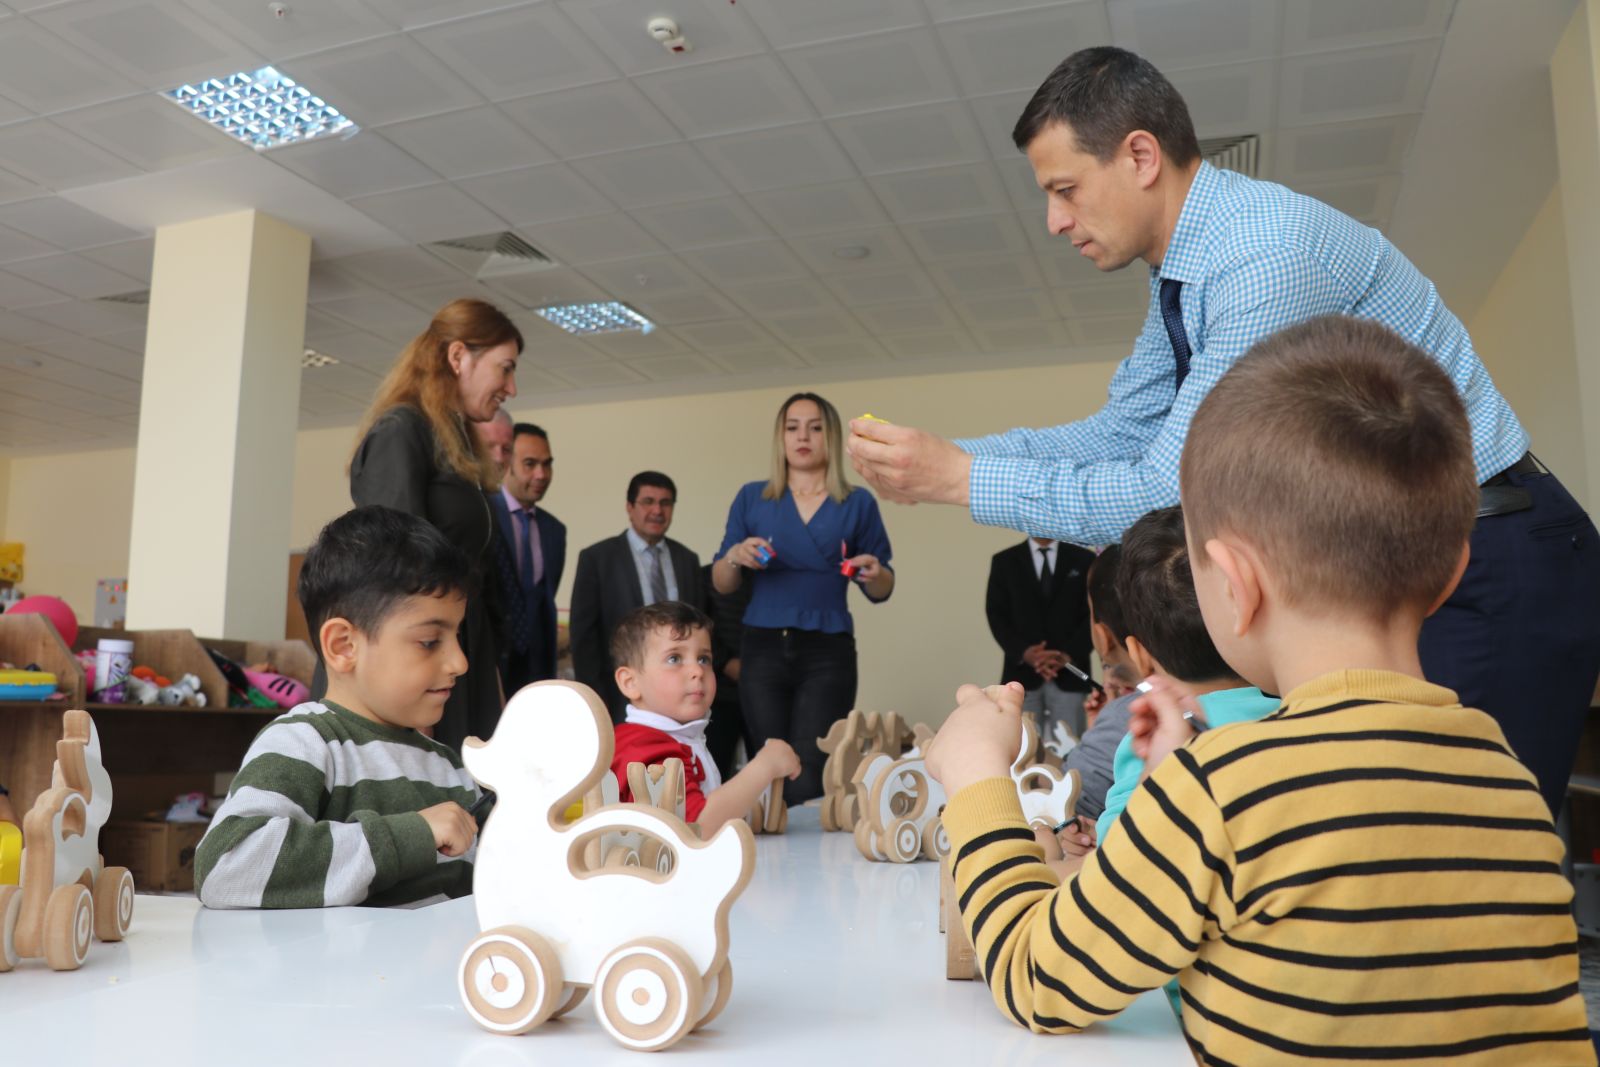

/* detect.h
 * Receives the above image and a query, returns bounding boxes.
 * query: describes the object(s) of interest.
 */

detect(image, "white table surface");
[1,807,1188,1065]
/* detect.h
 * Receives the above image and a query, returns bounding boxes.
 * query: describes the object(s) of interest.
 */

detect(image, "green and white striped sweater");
[195,701,478,909]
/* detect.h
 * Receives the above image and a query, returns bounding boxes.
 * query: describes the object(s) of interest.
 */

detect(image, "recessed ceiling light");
[833,245,871,261]
[536,301,656,337]
[163,66,356,151]
[302,348,340,368]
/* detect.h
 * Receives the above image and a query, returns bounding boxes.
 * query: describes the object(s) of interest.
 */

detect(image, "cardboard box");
[100,819,208,892]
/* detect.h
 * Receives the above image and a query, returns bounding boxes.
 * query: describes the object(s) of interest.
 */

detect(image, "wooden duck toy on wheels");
[458,681,755,1052]
[0,708,134,972]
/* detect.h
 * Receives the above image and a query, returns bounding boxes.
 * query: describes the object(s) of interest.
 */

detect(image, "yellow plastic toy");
[0,823,19,885]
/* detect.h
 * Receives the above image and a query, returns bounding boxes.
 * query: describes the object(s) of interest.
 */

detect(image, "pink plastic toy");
[243,669,310,710]
[6,596,78,648]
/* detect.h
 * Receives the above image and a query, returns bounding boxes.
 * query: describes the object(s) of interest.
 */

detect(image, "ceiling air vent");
[1199,134,1260,178]
[98,290,151,305]
[428,231,557,279]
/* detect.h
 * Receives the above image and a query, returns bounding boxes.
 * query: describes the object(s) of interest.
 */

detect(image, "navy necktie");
[1159,277,1191,389]
[515,509,535,595]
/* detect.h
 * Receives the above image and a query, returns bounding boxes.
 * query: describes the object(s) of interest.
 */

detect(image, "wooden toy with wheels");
[850,750,948,864]
[458,681,755,1052]
[625,759,688,873]
[817,709,913,832]
[1,708,134,973]
[745,777,787,835]
[1011,719,1081,831]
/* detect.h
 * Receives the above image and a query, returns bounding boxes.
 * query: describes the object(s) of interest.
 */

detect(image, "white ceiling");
[0,0,1569,454]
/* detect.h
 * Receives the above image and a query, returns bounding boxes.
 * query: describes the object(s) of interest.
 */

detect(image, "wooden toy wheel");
[819,796,839,832]
[602,845,639,869]
[594,938,704,1052]
[921,818,950,862]
[885,818,921,863]
[853,819,883,861]
[458,925,564,1035]
[838,793,859,830]
[768,799,787,834]
[0,885,19,972]
[550,984,587,1020]
[94,867,135,942]
[44,882,92,971]
[694,959,733,1031]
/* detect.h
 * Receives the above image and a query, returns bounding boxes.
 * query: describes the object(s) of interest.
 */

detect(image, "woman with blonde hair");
[346,298,521,750]
[713,392,895,803]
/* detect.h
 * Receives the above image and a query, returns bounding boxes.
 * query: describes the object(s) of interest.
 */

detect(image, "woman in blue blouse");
[713,393,895,804]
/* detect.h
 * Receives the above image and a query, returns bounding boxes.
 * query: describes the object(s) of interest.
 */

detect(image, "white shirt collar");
[624,527,662,555]
[623,704,721,793]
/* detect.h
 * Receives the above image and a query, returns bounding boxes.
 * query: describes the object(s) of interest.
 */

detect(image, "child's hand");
[925,681,1025,796]
[1127,678,1204,779]
[419,801,477,857]
[1056,817,1096,856]
[1083,685,1106,720]
[757,739,802,780]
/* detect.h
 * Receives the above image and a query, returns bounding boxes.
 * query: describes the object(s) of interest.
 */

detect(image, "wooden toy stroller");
[850,749,949,864]
[458,681,755,1052]
[0,709,134,972]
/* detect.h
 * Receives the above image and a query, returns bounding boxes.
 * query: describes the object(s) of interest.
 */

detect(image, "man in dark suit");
[488,422,566,698]
[985,537,1096,739]
[571,471,705,721]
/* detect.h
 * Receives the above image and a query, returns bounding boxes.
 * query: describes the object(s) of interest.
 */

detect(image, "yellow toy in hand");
[854,413,890,443]
[0,823,19,885]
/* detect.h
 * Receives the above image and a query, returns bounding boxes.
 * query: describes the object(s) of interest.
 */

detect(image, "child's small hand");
[1127,677,1204,779]
[420,801,477,857]
[925,681,1025,796]
[1056,817,1096,856]
[757,739,802,780]
[1083,685,1106,720]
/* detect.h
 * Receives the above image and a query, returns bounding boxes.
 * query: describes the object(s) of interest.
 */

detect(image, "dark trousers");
[1419,466,1600,818]
[739,626,858,805]
[499,645,553,703]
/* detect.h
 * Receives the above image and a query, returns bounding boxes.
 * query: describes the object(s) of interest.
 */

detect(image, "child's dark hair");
[299,506,470,661]
[1085,543,1128,642]
[611,601,712,670]
[1115,506,1236,683]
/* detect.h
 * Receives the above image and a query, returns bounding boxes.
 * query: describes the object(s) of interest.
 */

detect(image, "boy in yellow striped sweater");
[926,316,1594,1065]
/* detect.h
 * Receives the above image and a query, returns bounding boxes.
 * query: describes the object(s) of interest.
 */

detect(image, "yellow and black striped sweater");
[941,670,1594,1065]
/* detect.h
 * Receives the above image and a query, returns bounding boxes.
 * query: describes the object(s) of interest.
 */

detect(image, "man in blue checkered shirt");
[847,46,1600,818]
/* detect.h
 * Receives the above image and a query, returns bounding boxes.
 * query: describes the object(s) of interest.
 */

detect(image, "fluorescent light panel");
[537,301,656,336]
[163,66,356,150]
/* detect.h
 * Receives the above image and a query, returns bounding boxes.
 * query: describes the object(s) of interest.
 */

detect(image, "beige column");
[1552,0,1600,510]
[126,210,309,639]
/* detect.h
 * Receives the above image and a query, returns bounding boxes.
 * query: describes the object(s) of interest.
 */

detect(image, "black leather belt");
[1478,453,1538,518]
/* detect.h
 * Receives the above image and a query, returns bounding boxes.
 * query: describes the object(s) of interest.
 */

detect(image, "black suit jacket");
[570,532,704,720]
[985,540,1095,692]
[487,492,566,693]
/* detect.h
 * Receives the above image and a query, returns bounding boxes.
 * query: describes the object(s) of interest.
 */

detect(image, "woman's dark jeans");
[739,626,857,805]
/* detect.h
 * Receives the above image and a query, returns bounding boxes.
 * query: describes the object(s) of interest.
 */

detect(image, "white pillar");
[126,210,310,639]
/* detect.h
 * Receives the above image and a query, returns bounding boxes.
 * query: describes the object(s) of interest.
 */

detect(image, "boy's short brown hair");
[610,601,713,671]
[1182,315,1477,618]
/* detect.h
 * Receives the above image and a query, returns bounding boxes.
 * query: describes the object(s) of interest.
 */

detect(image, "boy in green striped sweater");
[196,506,480,909]
[926,317,1594,1064]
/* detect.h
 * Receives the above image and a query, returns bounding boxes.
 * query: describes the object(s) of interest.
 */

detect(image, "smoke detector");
[646,15,691,54]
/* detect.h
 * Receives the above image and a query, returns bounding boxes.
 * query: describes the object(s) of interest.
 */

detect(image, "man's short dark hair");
[627,471,677,505]
[1012,46,1200,165]
[1085,543,1128,643]
[610,601,712,671]
[298,506,470,662]
[513,422,547,443]
[1116,506,1236,684]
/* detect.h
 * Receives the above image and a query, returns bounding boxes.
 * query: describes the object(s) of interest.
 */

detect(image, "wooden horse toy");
[818,709,913,832]
[458,681,755,1052]
[0,709,134,972]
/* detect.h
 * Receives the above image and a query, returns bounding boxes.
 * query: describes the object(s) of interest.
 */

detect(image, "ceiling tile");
[1034,234,1112,284]
[586,328,688,359]
[951,290,1056,328]
[33,0,263,91]
[853,299,967,334]
[1290,174,1401,224]
[0,268,67,308]
[735,0,924,49]
[0,223,59,263]
[15,297,145,336]
[828,102,988,175]
[968,89,1032,158]
[175,0,392,60]
[514,366,575,394]
[96,327,150,353]
[1108,0,1281,70]
[1279,40,1441,126]
[1169,60,1277,139]
[460,164,615,226]
[820,267,942,307]
[879,328,981,360]
[788,226,917,273]
[281,36,483,128]
[868,162,1012,221]
[973,320,1072,352]
[627,352,722,382]
[706,347,805,372]
[1068,314,1149,347]
[901,213,1030,261]
[558,0,769,76]
[308,329,401,368]
[782,29,959,118]
[673,318,778,351]
[379,106,553,180]
[323,247,466,290]
[765,309,866,343]
[628,289,744,325]
[794,337,890,367]
[28,335,144,375]
[53,94,247,172]
[0,21,141,114]
[997,154,1045,212]
[696,123,858,192]
[268,131,440,199]
[387,278,512,314]
[1271,115,1419,182]
[0,166,44,208]
[636,55,816,139]
[0,198,141,250]
[486,268,609,310]
[630,197,774,250]
[923,0,1094,22]
[930,254,1045,298]
[306,261,368,304]
[937,4,1113,96]
[682,240,808,286]
[356,0,535,32]
[0,121,143,189]
[350,182,506,243]
[499,81,679,160]
[742,181,890,236]
[300,361,382,395]
[571,144,730,208]
[723,277,841,316]
[514,329,611,370]
[316,290,432,338]
[1282,0,1452,54]
[1053,277,1152,318]
[582,254,710,298]
[413,5,616,101]
[517,215,664,266]
[550,361,646,387]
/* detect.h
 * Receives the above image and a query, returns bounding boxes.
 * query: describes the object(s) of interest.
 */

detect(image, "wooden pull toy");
[849,746,949,865]
[1,708,134,973]
[459,681,755,1052]
[745,778,787,835]
[817,708,915,832]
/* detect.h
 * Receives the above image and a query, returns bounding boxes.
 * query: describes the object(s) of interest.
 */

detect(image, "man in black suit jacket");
[488,422,566,698]
[570,471,705,721]
[985,537,1096,738]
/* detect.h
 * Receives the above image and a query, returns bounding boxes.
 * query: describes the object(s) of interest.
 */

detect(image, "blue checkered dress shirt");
[957,162,1529,545]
